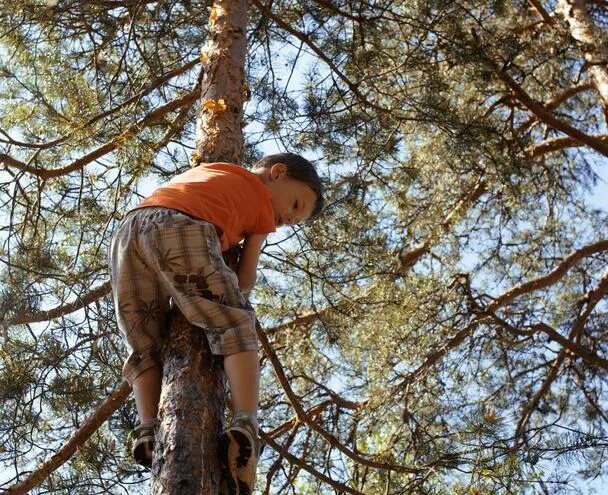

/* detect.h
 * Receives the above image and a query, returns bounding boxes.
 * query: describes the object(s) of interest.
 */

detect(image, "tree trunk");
[557,0,608,119]
[194,0,248,166]
[149,311,225,494]
[149,0,248,493]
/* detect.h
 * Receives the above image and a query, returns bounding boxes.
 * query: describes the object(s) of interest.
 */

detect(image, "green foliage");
[1,0,608,494]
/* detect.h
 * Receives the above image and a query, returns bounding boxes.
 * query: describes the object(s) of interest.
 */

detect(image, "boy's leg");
[132,365,162,421]
[223,350,259,428]
[109,208,173,467]
[129,364,162,467]
[137,211,260,490]
[220,350,260,495]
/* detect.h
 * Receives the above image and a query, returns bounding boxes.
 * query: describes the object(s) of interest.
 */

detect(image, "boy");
[108,152,323,494]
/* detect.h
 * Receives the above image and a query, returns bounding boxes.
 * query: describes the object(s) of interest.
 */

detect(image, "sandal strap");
[134,419,159,437]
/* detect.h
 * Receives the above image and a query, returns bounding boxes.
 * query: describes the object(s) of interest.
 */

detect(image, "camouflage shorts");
[108,207,257,384]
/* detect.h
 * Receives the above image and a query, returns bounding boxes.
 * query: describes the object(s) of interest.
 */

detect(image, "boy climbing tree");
[109,155,324,492]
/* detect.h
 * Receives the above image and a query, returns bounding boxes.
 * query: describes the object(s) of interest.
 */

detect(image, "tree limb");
[259,429,367,495]
[256,319,424,474]
[6,281,112,326]
[0,58,199,151]
[528,134,608,156]
[5,380,131,495]
[476,29,608,156]
[487,240,608,311]
[1,88,199,179]
[398,177,487,271]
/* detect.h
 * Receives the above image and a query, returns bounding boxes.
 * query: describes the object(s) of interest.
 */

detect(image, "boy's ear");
[270,162,287,181]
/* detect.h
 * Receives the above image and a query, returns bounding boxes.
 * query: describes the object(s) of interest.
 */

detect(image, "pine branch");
[260,429,367,495]
[528,134,608,156]
[250,0,387,114]
[398,177,487,272]
[395,240,608,390]
[5,281,112,326]
[515,82,594,135]
[487,240,608,311]
[256,319,424,474]
[513,270,608,448]
[5,380,131,495]
[495,69,608,156]
[527,0,554,24]
[0,88,199,179]
[0,58,198,151]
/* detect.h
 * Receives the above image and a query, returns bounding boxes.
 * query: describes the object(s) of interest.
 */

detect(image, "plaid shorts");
[108,207,257,384]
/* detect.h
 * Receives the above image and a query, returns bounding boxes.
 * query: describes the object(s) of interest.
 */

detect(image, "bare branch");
[475,28,608,156]
[395,241,608,390]
[531,321,608,370]
[527,0,555,24]
[528,134,608,156]
[513,269,608,447]
[515,82,594,134]
[256,319,424,474]
[6,281,111,326]
[259,429,366,495]
[0,58,199,151]
[487,240,608,311]
[250,0,387,114]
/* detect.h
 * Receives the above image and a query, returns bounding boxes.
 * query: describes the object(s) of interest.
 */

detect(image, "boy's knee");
[123,349,163,385]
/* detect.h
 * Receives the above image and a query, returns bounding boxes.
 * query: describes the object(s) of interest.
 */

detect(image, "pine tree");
[1,1,607,494]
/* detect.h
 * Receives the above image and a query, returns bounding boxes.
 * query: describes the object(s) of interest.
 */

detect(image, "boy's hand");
[222,244,242,272]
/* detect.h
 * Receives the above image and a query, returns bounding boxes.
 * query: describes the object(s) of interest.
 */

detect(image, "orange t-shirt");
[135,162,276,251]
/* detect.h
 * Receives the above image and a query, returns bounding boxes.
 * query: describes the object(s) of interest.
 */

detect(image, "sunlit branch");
[0,58,199,151]
[398,177,487,272]
[5,281,111,327]
[256,319,424,474]
[515,82,594,135]
[395,241,608,390]
[487,240,608,311]
[475,30,608,157]
[497,72,608,156]
[527,0,554,24]
[266,400,333,440]
[5,380,131,495]
[250,0,387,114]
[259,429,366,495]
[1,88,199,179]
[528,134,608,156]
[512,271,608,447]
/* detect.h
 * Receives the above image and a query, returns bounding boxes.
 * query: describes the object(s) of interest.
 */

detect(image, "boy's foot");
[219,415,260,495]
[132,419,158,468]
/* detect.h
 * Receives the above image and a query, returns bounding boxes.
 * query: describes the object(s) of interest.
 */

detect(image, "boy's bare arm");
[237,233,267,298]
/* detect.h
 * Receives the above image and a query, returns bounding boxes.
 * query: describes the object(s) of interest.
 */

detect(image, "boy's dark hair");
[254,152,324,220]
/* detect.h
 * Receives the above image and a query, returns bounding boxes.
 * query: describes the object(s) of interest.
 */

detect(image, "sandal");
[218,414,261,495]
[132,419,158,468]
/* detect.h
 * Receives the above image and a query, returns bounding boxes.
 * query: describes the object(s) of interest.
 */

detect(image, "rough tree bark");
[148,0,248,493]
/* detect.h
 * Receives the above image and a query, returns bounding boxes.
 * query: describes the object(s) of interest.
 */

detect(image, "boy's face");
[264,163,317,227]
